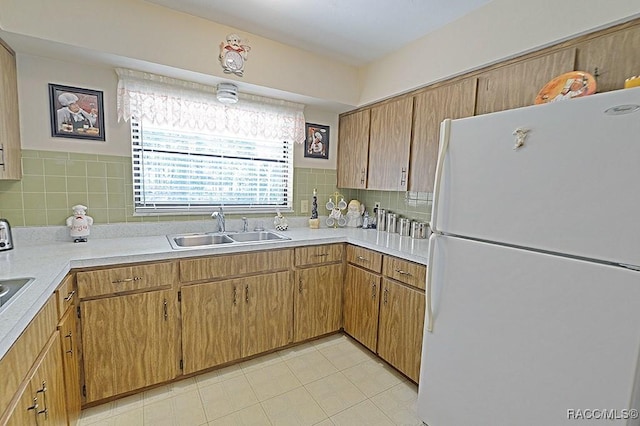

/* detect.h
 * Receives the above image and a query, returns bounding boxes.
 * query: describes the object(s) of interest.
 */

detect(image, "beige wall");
[3,0,640,109]
[359,0,640,104]
[0,0,360,107]
[17,53,338,169]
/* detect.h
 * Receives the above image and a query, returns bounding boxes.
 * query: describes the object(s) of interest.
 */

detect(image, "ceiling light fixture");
[216,82,239,104]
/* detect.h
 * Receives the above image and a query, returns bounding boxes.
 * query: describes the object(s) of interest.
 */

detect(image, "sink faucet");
[242,217,249,232]
[211,207,225,232]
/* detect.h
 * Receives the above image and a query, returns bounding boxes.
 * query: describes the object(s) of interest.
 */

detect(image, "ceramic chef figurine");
[66,204,93,242]
[345,199,365,227]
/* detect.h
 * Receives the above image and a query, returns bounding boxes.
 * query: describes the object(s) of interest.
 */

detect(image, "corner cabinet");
[77,262,180,403]
[337,109,370,189]
[367,97,413,191]
[343,246,383,352]
[0,38,22,180]
[293,244,344,342]
[409,78,477,192]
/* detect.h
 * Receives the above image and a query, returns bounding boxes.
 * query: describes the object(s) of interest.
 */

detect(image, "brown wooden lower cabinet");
[181,271,293,375]
[57,307,81,425]
[378,278,426,382]
[4,332,68,426]
[294,263,343,342]
[343,264,381,352]
[80,289,180,403]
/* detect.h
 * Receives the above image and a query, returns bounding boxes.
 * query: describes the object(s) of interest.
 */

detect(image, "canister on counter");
[376,209,387,231]
[386,213,397,233]
[411,221,430,239]
[398,218,411,236]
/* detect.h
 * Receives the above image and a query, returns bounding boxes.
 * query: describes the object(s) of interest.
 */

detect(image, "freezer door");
[431,87,640,267]
[418,235,640,426]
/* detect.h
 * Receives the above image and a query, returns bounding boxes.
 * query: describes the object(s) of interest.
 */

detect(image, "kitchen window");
[116,68,305,215]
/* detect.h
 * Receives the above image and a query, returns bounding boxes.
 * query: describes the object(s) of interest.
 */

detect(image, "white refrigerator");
[417,87,640,426]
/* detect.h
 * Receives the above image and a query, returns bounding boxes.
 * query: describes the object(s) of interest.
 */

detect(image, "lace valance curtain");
[115,68,306,143]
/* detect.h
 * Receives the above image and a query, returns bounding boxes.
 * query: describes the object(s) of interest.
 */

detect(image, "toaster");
[0,218,13,251]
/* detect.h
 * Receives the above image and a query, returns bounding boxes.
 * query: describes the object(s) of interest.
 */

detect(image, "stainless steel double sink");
[167,230,290,250]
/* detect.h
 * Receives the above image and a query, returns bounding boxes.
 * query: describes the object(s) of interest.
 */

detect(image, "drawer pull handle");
[65,331,74,355]
[356,256,369,262]
[314,253,329,257]
[112,276,142,284]
[63,290,75,302]
[163,299,168,321]
[394,269,412,276]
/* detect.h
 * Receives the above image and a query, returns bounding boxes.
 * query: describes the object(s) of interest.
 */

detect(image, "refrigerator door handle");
[426,234,436,332]
[430,119,451,234]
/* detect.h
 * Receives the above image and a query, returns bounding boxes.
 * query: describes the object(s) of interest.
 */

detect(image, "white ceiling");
[145,0,492,66]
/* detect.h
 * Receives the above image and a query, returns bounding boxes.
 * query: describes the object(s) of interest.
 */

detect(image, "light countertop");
[0,224,429,359]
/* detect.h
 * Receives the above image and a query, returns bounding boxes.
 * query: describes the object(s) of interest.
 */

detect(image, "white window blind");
[116,68,304,215]
[131,118,293,214]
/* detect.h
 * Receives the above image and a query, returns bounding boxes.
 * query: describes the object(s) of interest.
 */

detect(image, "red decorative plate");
[535,71,597,104]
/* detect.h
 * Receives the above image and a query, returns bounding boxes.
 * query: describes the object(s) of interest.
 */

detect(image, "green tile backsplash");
[0,150,431,227]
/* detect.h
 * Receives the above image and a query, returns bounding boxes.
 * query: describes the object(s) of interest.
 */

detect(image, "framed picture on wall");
[304,123,329,159]
[49,83,105,141]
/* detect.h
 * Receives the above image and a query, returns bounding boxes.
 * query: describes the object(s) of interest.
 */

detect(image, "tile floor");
[78,333,422,426]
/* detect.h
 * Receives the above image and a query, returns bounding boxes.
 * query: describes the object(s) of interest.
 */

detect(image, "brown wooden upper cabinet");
[337,109,370,189]
[368,97,413,191]
[574,24,640,93]
[475,48,576,115]
[0,39,22,180]
[409,78,477,192]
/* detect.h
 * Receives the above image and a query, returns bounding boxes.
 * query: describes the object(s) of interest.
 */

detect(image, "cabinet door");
[5,333,68,426]
[0,40,21,180]
[343,265,381,352]
[378,279,425,382]
[476,48,576,115]
[409,78,477,192]
[58,308,81,425]
[33,332,67,426]
[337,109,370,189]
[81,290,179,402]
[4,383,38,426]
[243,271,293,358]
[294,264,343,342]
[574,24,640,93]
[368,97,413,190]
[181,280,242,374]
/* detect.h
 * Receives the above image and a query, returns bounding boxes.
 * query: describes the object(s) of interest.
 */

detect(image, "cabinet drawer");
[55,274,76,318]
[382,256,426,290]
[77,261,177,298]
[179,249,292,283]
[346,245,382,273]
[295,244,343,267]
